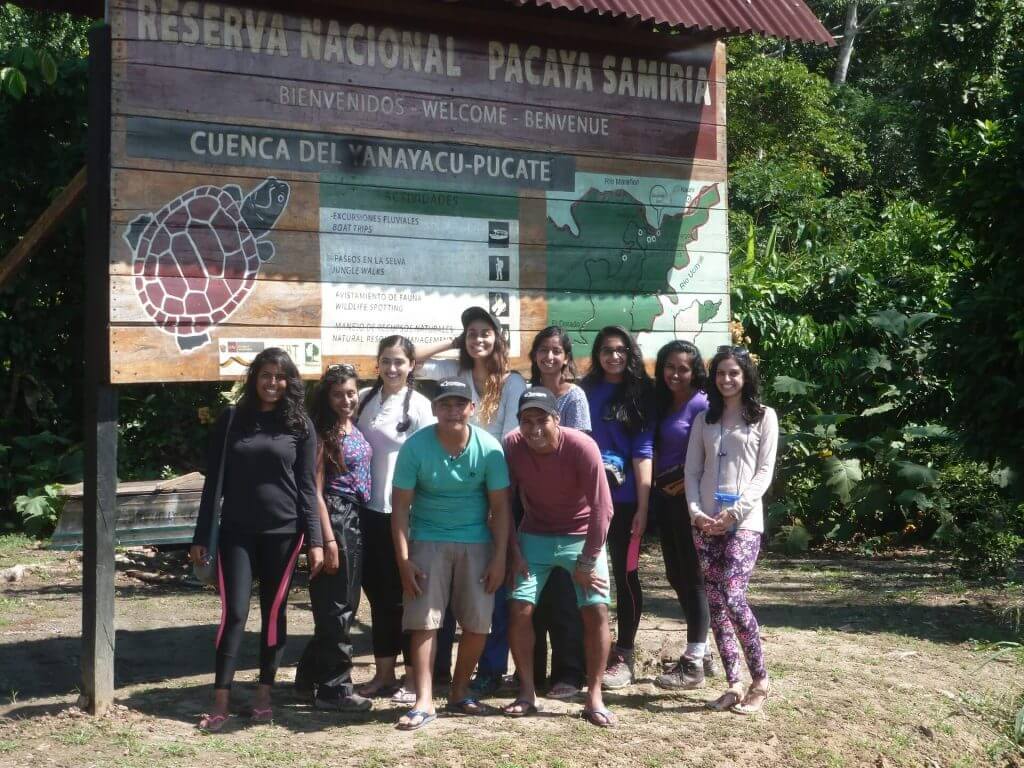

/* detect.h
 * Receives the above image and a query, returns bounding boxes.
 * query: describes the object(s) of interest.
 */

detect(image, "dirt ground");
[0,535,1022,768]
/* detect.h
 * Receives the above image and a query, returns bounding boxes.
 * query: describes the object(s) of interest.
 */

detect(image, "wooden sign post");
[82,23,117,715]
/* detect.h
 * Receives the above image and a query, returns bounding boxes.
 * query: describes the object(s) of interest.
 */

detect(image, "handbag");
[193,406,235,586]
[654,464,686,497]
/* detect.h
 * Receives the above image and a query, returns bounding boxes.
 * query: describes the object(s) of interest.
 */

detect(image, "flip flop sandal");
[246,706,273,723]
[359,681,402,699]
[731,684,770,715]
[396,708,436,731]
[197,713,229,733]
[390,686,417,705]
[706,688,744,712]
[581,707,617,728]
[502,698,539,718]
[547,682,581,700]
[445,696,494,716]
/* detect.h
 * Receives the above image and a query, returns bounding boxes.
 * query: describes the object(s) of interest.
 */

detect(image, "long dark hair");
[356,335,416,433]
[654,340,708,420]
[706,348,766,425]
[236,347,308,435]
[581,326,653,433]
[529,325,579,386]
[310,364,358,474]
[457,319,509,425]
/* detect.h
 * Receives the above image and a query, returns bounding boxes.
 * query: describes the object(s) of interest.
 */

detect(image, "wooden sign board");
[108,0,730,382]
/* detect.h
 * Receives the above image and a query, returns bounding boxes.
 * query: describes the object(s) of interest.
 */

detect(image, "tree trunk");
[833,0,858,86]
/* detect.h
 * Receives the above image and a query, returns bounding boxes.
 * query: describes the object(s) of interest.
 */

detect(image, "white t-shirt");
[356,385,435,514]
[419,358,527,440]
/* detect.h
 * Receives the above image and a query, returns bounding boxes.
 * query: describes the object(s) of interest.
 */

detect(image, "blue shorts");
[510,532,611,608]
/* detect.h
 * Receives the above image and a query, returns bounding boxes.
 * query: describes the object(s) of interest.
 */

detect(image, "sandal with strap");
[247,706,273,723]
[548,681,581,700]
[706,687,744,712]
[731,683,770,715]
[502,698,539,718]
[358,680,401,699]
[581,707,617,728]
[445,696,494,716]
[396,708,436,731]
[197,712,229,733]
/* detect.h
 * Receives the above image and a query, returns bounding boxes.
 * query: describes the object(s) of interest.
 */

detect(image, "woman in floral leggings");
[684,346,778,714]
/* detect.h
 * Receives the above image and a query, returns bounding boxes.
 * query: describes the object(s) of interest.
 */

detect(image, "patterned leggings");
[693,529,766,685]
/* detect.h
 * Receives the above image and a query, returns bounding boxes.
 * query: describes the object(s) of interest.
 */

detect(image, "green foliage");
[0,9,90,531]
[727,56,869,188]
[932,460,1024,578]
[933,60,1024,482]
[14,483,63,537]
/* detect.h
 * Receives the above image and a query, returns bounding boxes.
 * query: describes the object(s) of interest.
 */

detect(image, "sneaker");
[655,657,705,690]
[314,692,372,712]
[703,652,720,678]
[602,649,634,690]
[468,671,503,698]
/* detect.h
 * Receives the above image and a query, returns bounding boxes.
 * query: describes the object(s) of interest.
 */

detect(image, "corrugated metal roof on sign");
[511,0,835,45]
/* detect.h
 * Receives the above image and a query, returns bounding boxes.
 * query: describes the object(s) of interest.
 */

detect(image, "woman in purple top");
[651,341,715,691]
[295,364,374,711]
[581,326,655,689]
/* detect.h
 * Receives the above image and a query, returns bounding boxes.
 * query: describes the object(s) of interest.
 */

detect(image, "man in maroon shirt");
[503,388,616,727]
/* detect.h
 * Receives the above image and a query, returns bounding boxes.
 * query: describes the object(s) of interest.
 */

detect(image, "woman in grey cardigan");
[684,346,778,715]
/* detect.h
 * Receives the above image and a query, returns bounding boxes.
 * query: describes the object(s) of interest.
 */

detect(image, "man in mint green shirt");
[391,379,510,730]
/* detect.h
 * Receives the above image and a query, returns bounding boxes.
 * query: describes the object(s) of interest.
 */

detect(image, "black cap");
[517,387,559,417]
[461,306,501,332]
[433,379,473,403]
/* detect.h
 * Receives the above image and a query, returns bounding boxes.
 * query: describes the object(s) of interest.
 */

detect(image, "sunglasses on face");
[717,345,750,358]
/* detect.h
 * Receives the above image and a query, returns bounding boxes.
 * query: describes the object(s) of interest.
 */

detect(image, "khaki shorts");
[402,540,494,634]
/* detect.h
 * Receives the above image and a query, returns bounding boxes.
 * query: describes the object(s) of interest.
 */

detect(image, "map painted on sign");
[319,182,522,357]
[546,173,730,357]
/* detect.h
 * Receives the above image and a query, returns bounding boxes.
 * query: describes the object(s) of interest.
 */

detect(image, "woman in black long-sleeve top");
[190,348,324,731]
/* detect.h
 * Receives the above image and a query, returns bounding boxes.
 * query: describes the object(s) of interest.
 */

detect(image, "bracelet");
[324,539,336,545]
[576,555,597,572]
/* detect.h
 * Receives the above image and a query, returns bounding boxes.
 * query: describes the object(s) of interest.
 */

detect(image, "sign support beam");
[81,23,117,716]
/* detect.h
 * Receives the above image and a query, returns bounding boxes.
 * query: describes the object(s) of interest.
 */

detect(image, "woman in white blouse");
[354,335,435,702]
[684,346,778,715]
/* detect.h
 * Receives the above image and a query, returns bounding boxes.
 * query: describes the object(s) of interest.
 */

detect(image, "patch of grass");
[56,726,94,746]
[0,739,18,754]
[158,742,196,758]
[230,740,299,766]
[113,727,148,757]
[358,747,391,768]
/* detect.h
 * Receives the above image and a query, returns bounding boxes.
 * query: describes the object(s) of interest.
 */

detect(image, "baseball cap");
[433,379,473,403]
[517,387,559,417]
[461,306,502,332]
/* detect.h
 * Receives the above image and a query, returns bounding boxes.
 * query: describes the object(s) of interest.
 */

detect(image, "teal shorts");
[510,532,611,608]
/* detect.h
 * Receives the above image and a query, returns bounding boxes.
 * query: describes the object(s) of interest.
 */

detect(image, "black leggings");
[359,508,411,664]
[653,489,710,645]
[296,495,363,698]
[215,529,304,689]
[533,568,585,687]
[607,502,643,651]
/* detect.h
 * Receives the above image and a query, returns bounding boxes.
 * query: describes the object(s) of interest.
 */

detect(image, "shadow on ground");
[0,553,1011,712]
[0,622,372,705]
